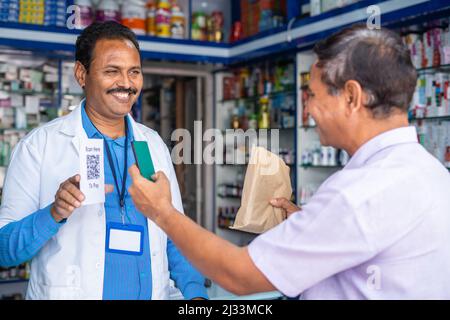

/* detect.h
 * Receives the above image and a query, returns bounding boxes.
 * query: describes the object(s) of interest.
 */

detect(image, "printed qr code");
[86,154,100,180]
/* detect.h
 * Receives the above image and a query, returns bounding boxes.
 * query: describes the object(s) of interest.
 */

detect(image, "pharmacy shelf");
[0,279,29,285]
[2,1,449,64]
[300,125,317,130]
[62,92,84,97]
[0,128,32,132]
[0,22,230,63]
[220,89,296,103]
[300,165,344,169]
[220,163,295,166]
[410,116,450,121]
[217,226,258,236]
[2,89,55,96]
[301,117,450,127]
[416,64,450,73]
[214,57,298,247]
[221,128,296,132]
[228,0,450,63]
[217,195,241,199]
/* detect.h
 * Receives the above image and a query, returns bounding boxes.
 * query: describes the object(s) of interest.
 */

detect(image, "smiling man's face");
[75,38,143,119]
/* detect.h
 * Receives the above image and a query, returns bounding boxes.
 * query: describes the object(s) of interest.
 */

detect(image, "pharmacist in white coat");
[0,22,207,300]
[127,25,450,299]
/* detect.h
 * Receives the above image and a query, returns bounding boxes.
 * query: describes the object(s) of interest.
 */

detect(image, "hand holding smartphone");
[131,141,155,182]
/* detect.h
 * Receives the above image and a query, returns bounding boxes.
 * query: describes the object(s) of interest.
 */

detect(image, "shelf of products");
[416,64,450,73]
[410,116,450,121]
[402,18,450,170]
[300,146,349,168]
[0,55,85,195]
[221,60,295,131]
[0,263,30,300]
[2,1,447,64]
[217,205,239,229]
[0,0,230,63]
[0,55,64,131]
[300,164,344,169]
[0,263,30,284]
[0,0,193,40]
[235,0,287,41]
[220,89,295,104]
[217,206,261,235]
[217,183,243,199]
[404,18,450,119]
[0,130,27,169]
[214,55,297,246]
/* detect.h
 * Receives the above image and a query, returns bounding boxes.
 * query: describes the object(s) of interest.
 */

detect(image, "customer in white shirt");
[126,24,450,299]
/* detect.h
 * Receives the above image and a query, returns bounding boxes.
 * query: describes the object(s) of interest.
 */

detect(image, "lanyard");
[93,118,130,225]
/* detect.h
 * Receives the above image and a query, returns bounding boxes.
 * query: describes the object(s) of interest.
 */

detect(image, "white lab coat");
[0,102,184,299]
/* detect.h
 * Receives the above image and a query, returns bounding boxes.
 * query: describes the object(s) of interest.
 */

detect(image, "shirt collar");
[81,100,134,146]
[81,100,101,139]
[344,126,418,169]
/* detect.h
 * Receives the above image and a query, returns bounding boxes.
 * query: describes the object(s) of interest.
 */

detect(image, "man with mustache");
[0,21,207,300]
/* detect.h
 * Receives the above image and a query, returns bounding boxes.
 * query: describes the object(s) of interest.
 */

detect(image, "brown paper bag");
[230,146,293,234]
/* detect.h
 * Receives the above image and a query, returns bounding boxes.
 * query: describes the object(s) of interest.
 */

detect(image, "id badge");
[106,222,144,255]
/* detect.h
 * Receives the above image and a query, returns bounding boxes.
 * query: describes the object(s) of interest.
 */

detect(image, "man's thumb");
[152,171,169,182]
[270,198,282,208]
[271,197,291,208]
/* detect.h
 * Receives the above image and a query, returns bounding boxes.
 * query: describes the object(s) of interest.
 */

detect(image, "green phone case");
[132,141,155,181]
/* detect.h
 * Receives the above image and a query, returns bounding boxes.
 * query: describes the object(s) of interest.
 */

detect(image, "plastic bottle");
[231,107,240,129]
[25,263,31,279]
[156,0,171,38]
[121,0,146,35]
[258,96,270,129]
[73,0,94,29]
[170,4,185,39]
[230,21,242,42]
[96,0,120,23]
[211,11,224,42]
[206,15,214,42]
[146,1,156,36]
[191,11,207,41]
[312,148,321,166]
[248,113,258,130]
[237,100,248,130]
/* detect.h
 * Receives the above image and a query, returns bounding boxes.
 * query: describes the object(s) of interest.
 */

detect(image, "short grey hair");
[313,24,417,118]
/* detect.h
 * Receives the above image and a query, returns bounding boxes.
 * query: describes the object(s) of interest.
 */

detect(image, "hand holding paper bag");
[231,146,293,234]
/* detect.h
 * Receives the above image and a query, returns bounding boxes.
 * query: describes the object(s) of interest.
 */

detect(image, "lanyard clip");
[121,206,126,225]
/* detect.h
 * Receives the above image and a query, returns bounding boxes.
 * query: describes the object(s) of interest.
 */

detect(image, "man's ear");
[74,61,87,90]
[343,80,363,116]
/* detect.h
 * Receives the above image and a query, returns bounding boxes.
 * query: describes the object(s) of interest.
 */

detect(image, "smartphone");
[131,141,155,181]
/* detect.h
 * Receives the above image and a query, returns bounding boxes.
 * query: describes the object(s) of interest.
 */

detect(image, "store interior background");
[0,0,449,299]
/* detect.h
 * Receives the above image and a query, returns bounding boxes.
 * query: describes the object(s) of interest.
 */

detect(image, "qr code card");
[79,138,105,205]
